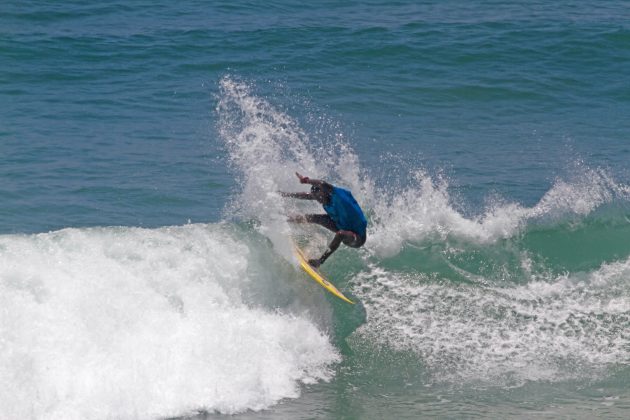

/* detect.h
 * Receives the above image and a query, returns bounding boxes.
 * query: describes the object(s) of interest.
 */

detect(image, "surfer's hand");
[296,172,309,184]
[308,258,321,268]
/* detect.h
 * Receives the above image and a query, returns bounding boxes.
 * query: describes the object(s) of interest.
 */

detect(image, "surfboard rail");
[294,244,354,304]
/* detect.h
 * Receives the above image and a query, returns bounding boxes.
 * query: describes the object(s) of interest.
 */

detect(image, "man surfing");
[280,172,367,268]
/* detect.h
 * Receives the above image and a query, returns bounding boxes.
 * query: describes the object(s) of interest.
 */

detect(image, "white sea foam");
[366,170,529,257]
[367,167,630,257]
[351,258,630,386]
[532,167,630,218]
[0,224,340,419]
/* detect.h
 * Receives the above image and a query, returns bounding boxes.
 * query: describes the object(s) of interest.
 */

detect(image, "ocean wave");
[0,224,339,419]
[215,75,630,392]
[366,166,630,258]
[217,78,630,263]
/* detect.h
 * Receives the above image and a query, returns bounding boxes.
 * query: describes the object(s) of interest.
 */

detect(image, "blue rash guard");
[323,186,367,238]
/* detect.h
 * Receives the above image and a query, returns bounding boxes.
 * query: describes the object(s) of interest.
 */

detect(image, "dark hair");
[311,185,321,194]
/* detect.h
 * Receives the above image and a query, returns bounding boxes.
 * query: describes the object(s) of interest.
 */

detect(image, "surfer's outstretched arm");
[279,172,332,200]
[279,191,315,199]
[295,172,332,190]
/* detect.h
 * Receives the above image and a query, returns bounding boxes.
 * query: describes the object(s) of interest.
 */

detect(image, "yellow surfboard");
[294,244,354,304]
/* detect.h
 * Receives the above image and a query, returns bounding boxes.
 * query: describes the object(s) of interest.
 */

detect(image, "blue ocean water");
[2,1,630,419]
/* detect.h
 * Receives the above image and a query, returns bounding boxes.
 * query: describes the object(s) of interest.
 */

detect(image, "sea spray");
[216,76,372,260]
[366,166,630,258]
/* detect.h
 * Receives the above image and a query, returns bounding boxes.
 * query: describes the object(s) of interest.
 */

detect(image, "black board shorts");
[306,214,366,248]
[342,231,366,248]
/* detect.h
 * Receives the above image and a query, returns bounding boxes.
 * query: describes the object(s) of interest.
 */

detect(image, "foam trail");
[0,224,340,419]
[351,257,630,386]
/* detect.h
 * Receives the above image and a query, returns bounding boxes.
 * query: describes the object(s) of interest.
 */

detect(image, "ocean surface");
[2,1,630,419]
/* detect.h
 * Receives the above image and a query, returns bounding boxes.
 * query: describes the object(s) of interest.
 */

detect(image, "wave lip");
[367,167,630,258]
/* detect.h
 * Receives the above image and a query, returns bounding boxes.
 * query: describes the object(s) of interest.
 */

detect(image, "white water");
[367,166,630,257]
[0,224,339,419]
[351,257,630,386]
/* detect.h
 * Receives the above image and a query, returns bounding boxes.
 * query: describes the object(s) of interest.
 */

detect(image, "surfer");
[280,172,367,268]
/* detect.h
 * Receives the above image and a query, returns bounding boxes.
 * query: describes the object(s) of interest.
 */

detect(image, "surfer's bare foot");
[308,258,321,268]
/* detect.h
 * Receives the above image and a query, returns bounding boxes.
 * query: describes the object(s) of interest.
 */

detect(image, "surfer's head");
[311,184,332,204]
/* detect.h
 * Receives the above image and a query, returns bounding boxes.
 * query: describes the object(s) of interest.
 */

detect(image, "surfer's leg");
[304,214,338,233]
[312,231,365,267]
[287,214,337,232]
[312,230,347,267]
[341,230,366,248]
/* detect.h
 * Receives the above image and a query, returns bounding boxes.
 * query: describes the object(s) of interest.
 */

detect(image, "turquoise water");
[2,1,630,419]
